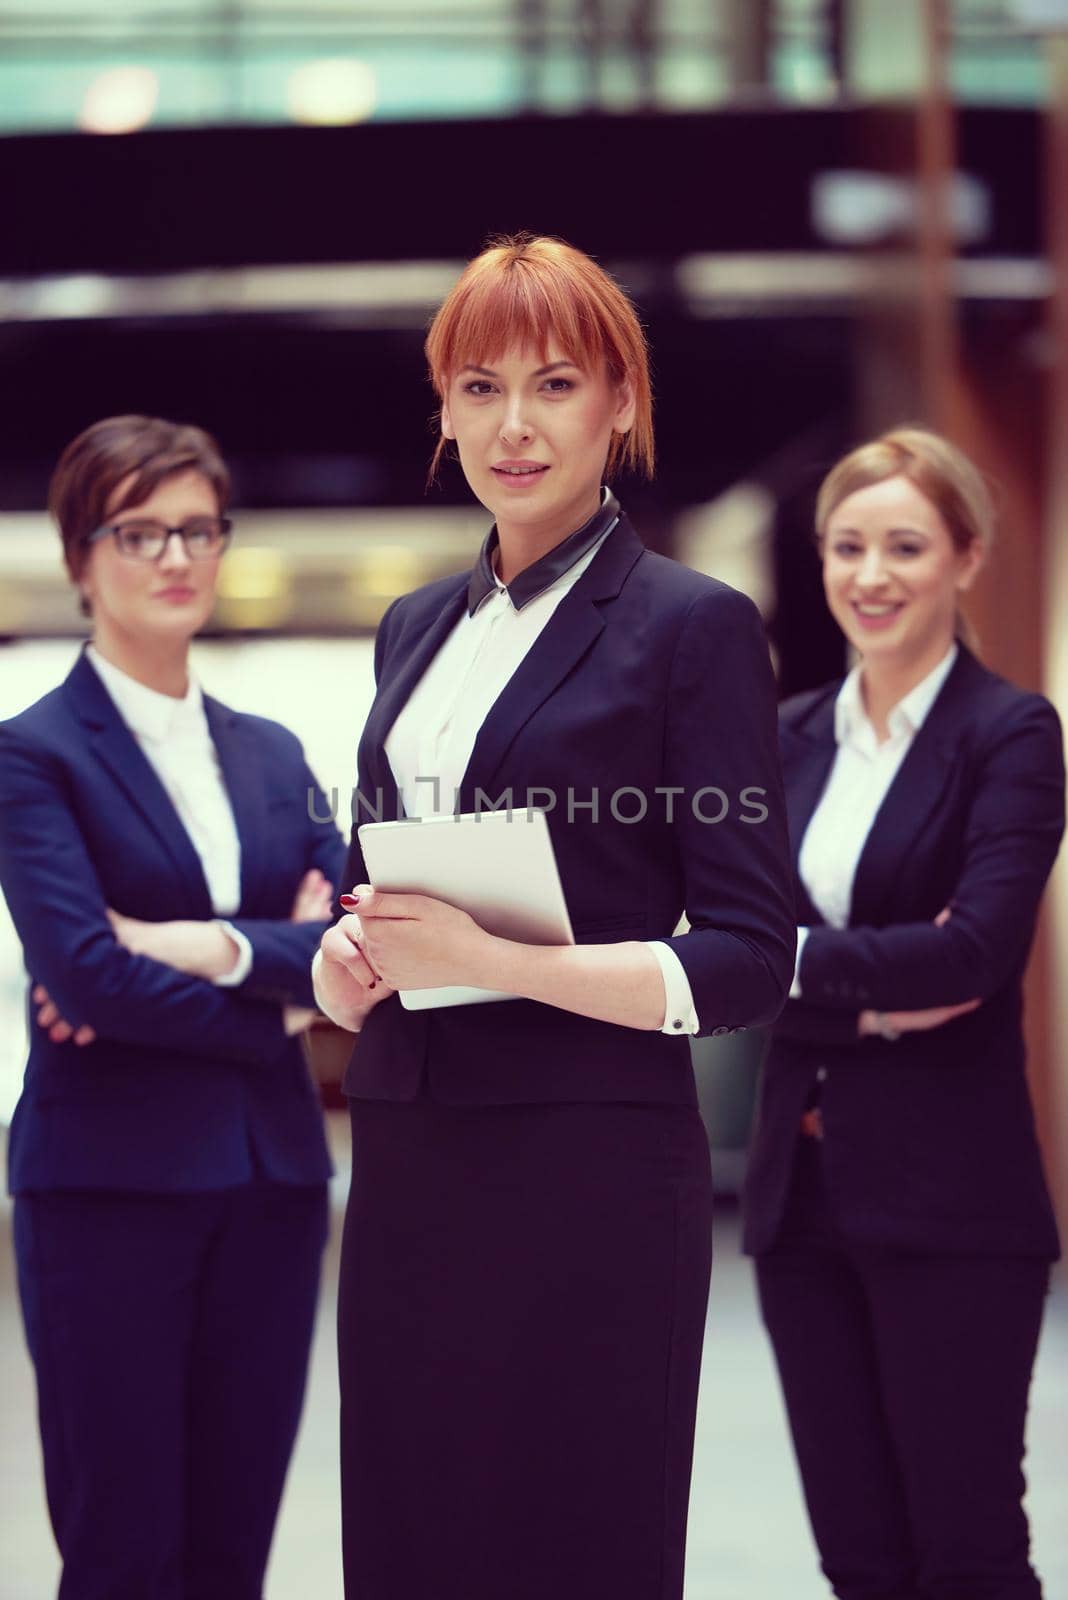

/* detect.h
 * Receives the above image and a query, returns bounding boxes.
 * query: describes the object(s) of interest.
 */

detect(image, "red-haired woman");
[314,235,796,1599]
[744,429,1063,1599]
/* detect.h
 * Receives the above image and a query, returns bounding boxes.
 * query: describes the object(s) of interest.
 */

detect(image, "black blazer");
[338,513,797,1106]
[743,645,1064,1259]
[0,651,345,1194]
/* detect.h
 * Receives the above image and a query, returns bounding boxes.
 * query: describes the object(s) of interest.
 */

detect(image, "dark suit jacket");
[743,645,1064,1259]
[337,514,797,1106]
[0,650,346,1194]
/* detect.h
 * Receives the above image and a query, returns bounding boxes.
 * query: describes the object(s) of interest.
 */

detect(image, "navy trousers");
[755,1138,1049,1600]
[15,1181,328,1600]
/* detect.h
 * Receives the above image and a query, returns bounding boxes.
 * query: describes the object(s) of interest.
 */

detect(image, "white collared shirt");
[792,643,958,994]
[86,646,251,986]
[383,532,700,1036]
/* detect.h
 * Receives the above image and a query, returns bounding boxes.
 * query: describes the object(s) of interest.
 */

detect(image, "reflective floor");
[3,1118,1067,1600]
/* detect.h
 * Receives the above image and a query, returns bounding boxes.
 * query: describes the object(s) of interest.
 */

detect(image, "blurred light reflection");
[80,66,159,134]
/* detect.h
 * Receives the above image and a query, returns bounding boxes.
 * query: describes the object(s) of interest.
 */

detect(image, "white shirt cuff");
[645,941,701,1036]
[789,927,810,999]
[212,921,253,987]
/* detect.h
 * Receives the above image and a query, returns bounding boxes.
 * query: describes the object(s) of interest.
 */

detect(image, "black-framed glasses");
[84,516,233,562]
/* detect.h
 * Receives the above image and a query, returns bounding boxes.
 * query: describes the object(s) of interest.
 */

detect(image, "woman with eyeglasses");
[0,415,345,1600]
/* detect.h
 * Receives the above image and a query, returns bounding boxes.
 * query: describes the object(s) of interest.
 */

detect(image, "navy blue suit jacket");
[338,514,797,1105]
[0,651,345,1194]
[743,645,1064,1258]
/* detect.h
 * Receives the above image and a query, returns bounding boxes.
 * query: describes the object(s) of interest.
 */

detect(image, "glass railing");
[0,0,1053,136]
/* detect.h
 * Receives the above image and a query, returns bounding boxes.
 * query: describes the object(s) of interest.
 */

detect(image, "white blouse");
[86,647,252,986]
[384,530,701,1036]
[792,643,957,993]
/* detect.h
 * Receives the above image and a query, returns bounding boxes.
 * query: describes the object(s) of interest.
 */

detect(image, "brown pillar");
[847,1,1062,1230]
[916,0,958,425]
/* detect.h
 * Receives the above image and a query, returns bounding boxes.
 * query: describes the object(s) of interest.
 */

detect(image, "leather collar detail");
[466,489,621,617]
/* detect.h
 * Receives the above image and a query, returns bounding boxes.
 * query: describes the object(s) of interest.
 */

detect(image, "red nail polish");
[339,893,360,909]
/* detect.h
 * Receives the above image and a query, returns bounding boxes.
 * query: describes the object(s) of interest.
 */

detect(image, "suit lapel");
[65,652,213,913]
[783,650,979,930]
[360,582,468,815]
[847,653,977,926]
[455,600,604,811]
[782,692,838,927]
[456,518,645,810]
[203,696,265,907]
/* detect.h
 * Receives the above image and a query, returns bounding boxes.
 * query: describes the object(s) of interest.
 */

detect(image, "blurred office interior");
[1,2,1068,1595]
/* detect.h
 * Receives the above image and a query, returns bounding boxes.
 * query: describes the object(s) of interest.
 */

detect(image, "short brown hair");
[49,414,230,585]
[816,427,995,558]
[425,234,654,482]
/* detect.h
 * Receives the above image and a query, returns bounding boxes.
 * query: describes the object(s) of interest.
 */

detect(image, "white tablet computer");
[357,808,575,1010]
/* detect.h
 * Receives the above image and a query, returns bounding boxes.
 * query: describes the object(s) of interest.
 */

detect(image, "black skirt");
[338,1095,713,1600]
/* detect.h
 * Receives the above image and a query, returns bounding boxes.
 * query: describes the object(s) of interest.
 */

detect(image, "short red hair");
[425,234,654,481]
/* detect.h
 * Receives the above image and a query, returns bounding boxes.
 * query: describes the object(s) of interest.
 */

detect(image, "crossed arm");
[35,869,333,1046]
[0,723,342,1057]
[778,696,1065,1044]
